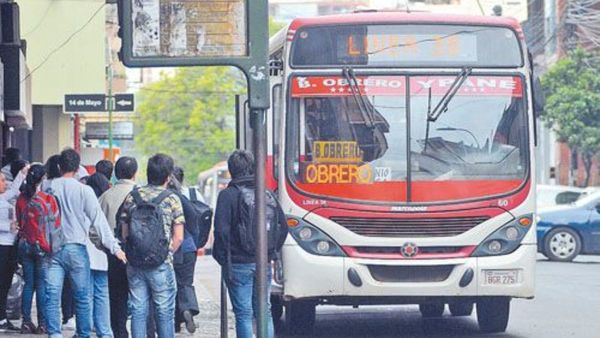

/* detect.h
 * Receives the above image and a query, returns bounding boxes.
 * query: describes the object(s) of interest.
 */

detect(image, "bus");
[197,161,231,209]
[237,11,543,334]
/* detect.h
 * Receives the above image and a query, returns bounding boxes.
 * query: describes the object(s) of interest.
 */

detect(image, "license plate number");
[484,270,519,285]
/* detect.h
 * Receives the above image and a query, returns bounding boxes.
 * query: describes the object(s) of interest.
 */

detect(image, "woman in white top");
[0,167,27,331]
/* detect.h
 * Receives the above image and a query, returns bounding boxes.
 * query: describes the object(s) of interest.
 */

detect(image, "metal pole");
[220,272,228,338]
[107,63,114,161]
[74,113,81,153]
[251,108,268,338]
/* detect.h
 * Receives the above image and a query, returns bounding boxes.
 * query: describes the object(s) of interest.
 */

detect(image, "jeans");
[108,255,129,338]
[20,249,47,326]
[45,244,92,338]
[62,277,75,323]
[226,263,274,338]
[90,270,113,337]
[127,263,177,338]
[0,245,18,321]
[174,252,199,325]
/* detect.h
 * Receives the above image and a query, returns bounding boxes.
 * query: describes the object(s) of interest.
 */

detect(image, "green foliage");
[542,48,600,186]
[135,67,245,184]
[269,16,286,37]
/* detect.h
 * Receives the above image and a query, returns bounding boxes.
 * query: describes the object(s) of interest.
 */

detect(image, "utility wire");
[21,3,106,83]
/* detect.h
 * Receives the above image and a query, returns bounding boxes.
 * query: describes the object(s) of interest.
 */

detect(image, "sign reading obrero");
[304,141,372,184]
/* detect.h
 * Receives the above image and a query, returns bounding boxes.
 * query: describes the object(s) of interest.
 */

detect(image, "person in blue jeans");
[117,154,184,338]
[212,150,289,338]
[46,149,126,338]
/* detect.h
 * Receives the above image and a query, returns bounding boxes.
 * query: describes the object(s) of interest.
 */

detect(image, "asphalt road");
[277,255,600,338]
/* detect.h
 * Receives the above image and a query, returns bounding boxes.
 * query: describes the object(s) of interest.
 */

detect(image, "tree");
[542,48,600,187]
[135,67,245,183]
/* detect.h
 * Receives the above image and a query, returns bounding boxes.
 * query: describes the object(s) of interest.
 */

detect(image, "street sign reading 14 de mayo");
[64,94,135,113]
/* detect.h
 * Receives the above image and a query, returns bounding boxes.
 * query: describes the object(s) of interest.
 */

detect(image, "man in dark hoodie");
[213,150,288,338]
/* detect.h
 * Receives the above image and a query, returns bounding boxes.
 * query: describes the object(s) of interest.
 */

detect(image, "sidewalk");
[1,256,236,338]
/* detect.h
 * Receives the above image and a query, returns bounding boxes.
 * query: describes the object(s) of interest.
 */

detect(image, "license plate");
[483,270,519,285]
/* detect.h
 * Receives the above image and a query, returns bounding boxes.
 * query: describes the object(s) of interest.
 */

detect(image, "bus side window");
[272,84,282,179]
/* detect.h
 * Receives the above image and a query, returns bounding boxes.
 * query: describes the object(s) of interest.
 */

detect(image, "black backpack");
[125,189,172,269]
[181,188,212,248]
[235,185,282,256]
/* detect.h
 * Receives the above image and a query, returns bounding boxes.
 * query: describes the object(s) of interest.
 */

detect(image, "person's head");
[227,150,255,179]
[3,147,21,166]
[86,173,110,198]
[23,164,46,199]
[147,153,174,186]
[59,148,81,175]
[10,159,28,179]
[45,155,61,180]
[115,156,138,180]
[173,166,184,185]
[95,160,114,181]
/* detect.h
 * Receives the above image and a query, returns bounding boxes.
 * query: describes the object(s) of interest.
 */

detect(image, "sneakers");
[20,321,38,334]
[62,317,76,331]
[0,319,20,332]
[182,310,196,334]
[35,325,47,334]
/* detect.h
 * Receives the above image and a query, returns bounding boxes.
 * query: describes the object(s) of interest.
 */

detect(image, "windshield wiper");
[428,67,472,122]
[343,66,375,128]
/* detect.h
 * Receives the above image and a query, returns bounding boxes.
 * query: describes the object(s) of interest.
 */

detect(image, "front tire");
[544,227,581,262]
[285,300,316,334]
[419,303,445,318]
[477,297,510,333]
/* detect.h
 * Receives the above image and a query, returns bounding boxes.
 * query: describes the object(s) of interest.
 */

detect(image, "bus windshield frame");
[284,72,530,205]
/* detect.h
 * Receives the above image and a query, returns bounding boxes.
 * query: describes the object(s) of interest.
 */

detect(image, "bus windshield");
[287,75,528,203]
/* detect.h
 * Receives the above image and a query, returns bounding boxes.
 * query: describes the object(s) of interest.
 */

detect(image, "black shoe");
[183,310,196,334]
[0,320,20,332]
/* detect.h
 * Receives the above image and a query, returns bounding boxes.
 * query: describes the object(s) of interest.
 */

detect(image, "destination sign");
[131,0,247,58]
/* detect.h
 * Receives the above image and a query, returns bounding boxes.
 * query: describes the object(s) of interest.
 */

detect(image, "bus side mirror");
[532,76,545,118]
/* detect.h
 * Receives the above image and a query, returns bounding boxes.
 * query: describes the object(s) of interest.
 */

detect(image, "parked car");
[537,191,600,261]
[536,184,584,209]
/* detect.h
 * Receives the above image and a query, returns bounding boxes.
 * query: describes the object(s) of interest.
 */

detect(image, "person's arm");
[212,190,233,266]
[169,195,185,253]
[1,169,26,201]
[83,187,126,262]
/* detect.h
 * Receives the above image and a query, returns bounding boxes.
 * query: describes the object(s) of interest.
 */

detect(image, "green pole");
[108,57,113,161]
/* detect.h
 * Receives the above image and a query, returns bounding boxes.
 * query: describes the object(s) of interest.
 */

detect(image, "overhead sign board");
[114,93,135,112]
[64,94,107,112]
[85,121,134,140]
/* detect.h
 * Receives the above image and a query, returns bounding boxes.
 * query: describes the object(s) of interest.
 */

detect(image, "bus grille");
[368,265,455,283]
[330,216,490,237]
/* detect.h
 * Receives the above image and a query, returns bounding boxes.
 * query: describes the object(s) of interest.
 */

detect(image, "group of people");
[0,147,288,338]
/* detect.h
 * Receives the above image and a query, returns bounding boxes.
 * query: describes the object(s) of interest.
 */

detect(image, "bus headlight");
[287,216,346,257]
[472,214,533,257]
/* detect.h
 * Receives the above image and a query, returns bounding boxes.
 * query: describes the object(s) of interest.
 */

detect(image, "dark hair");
[3,148,21,166]
[115,157,138,180]
[227,150,254,179]
[23,164,45,199]
[86,173,110,198]
[147,154,174,186]
[95,160,114,181]
[45,155,61,179]
[173,166,184,184]
[59,148,80,174]
[10,159,28,179]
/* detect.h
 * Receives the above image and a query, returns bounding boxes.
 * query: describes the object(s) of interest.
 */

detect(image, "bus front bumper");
[281,243,536,302]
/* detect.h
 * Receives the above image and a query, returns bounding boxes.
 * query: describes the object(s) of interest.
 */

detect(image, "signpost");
[85,121,134,140]
[114,93,135,112]
[119,1,270,337]
[64,94,107,112]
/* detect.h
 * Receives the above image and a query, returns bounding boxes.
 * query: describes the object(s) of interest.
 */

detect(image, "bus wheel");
[271,295,284,322]
[449,301,473,316]
[477,297,510,333]
[285,300,316,334]
[419,303,445,318]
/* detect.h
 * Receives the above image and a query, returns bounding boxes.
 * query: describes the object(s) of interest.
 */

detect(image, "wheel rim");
[550,231,577,258]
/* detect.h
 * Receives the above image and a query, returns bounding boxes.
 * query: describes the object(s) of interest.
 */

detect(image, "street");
[274,255,600,338]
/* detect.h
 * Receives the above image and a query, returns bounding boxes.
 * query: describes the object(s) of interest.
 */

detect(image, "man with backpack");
[213,150,289,338]
[99,156,138,338]
[118,154,184,338]
[169,167,212,333]
[46,149,126,338]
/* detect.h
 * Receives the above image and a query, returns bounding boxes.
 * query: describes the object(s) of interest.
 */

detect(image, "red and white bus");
[237,11,542,334]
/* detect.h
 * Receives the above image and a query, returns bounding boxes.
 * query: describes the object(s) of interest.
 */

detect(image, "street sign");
[64,93,135,113]
[114,93,135,112]
[85,121,134,140]
[64,94,107,112]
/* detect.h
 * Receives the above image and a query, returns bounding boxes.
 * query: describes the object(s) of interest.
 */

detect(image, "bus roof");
[288,12,523,35]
